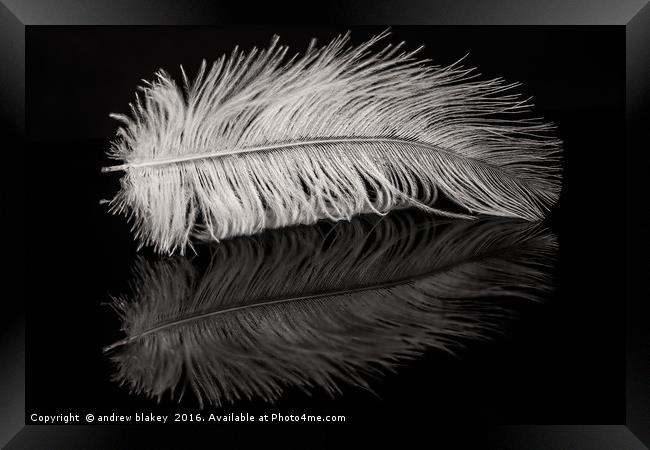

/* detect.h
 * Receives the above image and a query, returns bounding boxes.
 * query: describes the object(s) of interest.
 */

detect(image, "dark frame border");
[1,1,647,447]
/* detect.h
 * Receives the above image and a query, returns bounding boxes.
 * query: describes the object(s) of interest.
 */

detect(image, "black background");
[25,26,625,423]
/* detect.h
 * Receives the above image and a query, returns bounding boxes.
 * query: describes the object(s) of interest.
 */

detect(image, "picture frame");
[1,0,647,447]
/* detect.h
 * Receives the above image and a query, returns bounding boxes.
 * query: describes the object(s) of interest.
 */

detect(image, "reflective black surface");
[105,213,557,408]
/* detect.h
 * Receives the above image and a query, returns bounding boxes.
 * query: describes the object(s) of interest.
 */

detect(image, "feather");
[104,211,557,407]
[103,30,562,255]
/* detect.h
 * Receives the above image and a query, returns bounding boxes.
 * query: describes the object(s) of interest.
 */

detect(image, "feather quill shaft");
[105,30,562,254]
[102,137,466,172]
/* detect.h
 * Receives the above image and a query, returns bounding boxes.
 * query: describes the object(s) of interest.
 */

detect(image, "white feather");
[105,30,562,254]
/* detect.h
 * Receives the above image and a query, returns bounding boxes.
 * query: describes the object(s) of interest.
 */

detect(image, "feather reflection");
[105,211,556,407]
